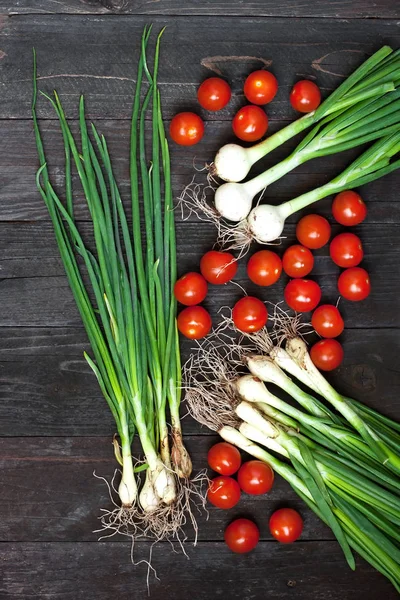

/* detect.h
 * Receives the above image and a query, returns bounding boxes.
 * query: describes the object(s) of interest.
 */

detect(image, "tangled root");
[177,177,220,224]
[270,303,313,347]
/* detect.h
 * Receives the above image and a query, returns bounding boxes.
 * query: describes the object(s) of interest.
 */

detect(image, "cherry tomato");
[197,77,231,111]
[174,272,208,306]
[169,112,204,146]
[207,476,241,509]
[237,460,274,495]
[269,508,303,543]
[282,245,314,278]
[338,267,371,302]
[224,518,260,554]
[332,190,367,226]
[330,233,364,268]
[232,105,268,142]
[200,250,238,285]
[310,338,344,371]
[284,279,321,313]
[247,250,282,286]
[296,214,331,249]
[311,304,344,338]
[177,306,212,339]
[232,296,268,333]
[207,442,241,476]
[290,80,321,113]
[244,70,278,105]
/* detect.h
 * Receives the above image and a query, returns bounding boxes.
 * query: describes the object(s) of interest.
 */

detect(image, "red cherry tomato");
[332,190,367,226]
[244,70,278,105]
[296,214,331,249]
[169,112,204,146]
[200,251,238,285]
[207,476,241,509]
[177,306,212,339]
[237,460,274,495]
[247,250,282,286]
[224,518,260,554]
[232,296,268,333]
[290,80,321,113]
[197,77,231,111]
[311,304,344,338]
[338,267,371,302]
[269,508,303,543]
[310,338,344,371]
[330,233,364,268]
[232,105,268,142]
[284,279,321,312]
[282,245,314,278]
[207,442,241,476]
[174,272,208,306]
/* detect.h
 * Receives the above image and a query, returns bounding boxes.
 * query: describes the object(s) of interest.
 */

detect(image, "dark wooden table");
[0,1,399,598]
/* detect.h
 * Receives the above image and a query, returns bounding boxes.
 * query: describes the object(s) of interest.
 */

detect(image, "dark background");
[0,1,399,598]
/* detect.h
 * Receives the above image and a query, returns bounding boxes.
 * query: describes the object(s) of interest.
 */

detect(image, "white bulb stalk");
[118,454,138,508]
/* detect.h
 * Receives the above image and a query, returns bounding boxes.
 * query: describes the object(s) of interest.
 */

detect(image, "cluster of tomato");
[207,441,303,553]
[169,70,322,146]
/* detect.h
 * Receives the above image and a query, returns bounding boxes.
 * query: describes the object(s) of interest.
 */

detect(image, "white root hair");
[270,303,313,347]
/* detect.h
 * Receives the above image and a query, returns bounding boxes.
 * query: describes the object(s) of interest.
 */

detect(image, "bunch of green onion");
[184,325,400,591]
[32,27,193,534]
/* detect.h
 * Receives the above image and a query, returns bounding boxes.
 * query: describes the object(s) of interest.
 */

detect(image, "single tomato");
[247,250,282,286]
[200,250,238,285]
[207,476,241,509]
[244,70,278,105]
[296,214,331,249]
[177,305,212,339]
[284,279,321,312]
[232,105,268,142]
[310,338,344,371]
[174,272,208,306]
[224,518,260,554]
[338,267,371,302]
[332,190,367,226]
[237,460,274,495]
[169,112,204,146]
[311,304,344,338]
[290,80,321,113]
[197,77,231,111]
[207,442,241,476]
[269,508,303,543]
[232,296,268,333]
[282,245,314,278]
[330,233,364,268]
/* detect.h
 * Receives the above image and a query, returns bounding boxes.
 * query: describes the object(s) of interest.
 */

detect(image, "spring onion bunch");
[32,27,194,536]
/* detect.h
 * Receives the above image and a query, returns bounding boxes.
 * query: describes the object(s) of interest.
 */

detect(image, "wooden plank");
[1,16,400,120]
[0,327,398,437]
[0,541,396,599]
[0,0,398,19]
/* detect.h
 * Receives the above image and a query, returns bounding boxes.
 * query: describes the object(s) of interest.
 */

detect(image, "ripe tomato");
[237,460,274,495]
[207,476,241,509]
[174,272,208,306]
[243,70,278,105]
[232,105,268,142]
[200,250,238,285]
[332,190,367,226]
[290,80,321,113]
[282,245,314,278]
[310,338,344,371]
[338,267,371,302]
[269,508,303,543]
[224,518,260,554]
[330,233,363,268]
[247,250,282,286]
[232,296,268,333]
[284,279,321,313]
[177,306,212,339]
[197,77,231,111]
[296,214,331,249]
[169,112,204,146]
[311,304,344,338]
[207,442,241,476]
